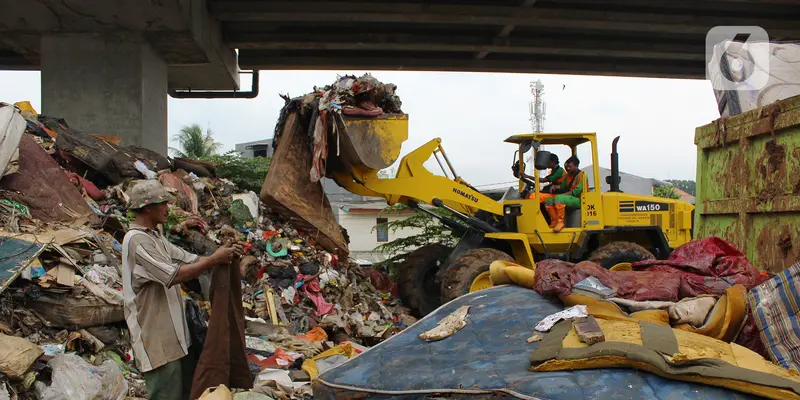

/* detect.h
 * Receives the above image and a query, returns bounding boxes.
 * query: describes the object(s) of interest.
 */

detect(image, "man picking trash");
[122,180,243,400]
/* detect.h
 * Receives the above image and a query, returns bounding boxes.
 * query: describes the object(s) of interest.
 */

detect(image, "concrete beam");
[212,1,800,37]
[227,32,704,61]
[0,0,239,90]
[237,54,703,79]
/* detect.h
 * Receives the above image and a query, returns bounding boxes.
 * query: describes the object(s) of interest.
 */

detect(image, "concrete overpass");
[1,0,799,154]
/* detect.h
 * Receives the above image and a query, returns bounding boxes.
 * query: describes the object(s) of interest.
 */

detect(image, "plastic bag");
[0,383,10,400]
[185,298,208,349]
[37,353,127,400]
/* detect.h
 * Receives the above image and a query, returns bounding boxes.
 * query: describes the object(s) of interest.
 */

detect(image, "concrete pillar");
[40,33,168,155]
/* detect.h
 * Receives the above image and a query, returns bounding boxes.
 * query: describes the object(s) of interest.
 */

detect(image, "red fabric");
[633,237,767,297]
[246,348,300,370]
[1,136,92,221]
[66,172,106,200]
[534,260,682,302]
[362,268,398,296]
[158,172,198,214]
[535,238,766,304]
[342,101,383,117]
[298,274,334,316]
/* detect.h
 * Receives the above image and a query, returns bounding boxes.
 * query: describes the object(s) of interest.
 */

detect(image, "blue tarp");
[314,285,755,399]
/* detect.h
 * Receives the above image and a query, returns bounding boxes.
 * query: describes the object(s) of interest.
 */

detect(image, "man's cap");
[127,180,173,210]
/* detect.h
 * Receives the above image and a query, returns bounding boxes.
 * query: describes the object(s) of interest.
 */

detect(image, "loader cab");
[504,133,604,234]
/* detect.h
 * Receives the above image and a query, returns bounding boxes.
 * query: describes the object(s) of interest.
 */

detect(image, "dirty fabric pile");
[532,237,771,358]
[0,102,413,399]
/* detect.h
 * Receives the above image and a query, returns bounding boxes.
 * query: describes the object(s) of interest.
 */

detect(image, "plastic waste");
[535,305,588,332]
[133,160,157,179]
[572,276,616,299]
[0,383,9,400]
[37,353,127,400]
[40,344,65,357]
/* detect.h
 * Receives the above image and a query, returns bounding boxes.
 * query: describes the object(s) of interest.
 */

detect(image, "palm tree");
[170,124,223,159]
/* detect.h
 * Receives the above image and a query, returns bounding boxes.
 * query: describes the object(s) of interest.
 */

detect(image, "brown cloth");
[189,261,253,399]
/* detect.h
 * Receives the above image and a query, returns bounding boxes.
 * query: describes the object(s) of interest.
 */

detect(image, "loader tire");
[588,241,655,270]
[397,244,452,318]
[440,248,513,304]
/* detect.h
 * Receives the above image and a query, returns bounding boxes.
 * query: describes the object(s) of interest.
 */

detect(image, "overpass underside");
[0,0,798,154]
[218,0,800,79]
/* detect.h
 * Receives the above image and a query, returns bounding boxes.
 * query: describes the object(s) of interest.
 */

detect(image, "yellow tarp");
[301,343,359,380]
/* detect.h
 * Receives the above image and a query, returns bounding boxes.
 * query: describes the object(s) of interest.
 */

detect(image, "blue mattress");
[314,285,756,399]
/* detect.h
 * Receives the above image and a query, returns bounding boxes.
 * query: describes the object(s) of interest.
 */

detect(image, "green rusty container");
[695,94,800,273]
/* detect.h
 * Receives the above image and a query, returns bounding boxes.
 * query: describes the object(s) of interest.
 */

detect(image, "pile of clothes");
[530,237,772,356]
[0,101,415,399]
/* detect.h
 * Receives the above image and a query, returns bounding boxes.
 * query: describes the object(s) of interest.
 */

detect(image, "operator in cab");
[544,156,584,232]
[529,153,565,203]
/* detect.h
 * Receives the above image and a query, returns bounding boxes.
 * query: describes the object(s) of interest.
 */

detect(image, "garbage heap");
[0,102,416,399]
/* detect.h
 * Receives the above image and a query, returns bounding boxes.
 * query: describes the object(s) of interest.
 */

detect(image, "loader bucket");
[260,112,349,257]
[333,114,408,173]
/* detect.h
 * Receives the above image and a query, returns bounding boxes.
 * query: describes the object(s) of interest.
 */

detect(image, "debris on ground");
[419,305,471,342]
[526,333,543,343]
[535,305,588,332]
[0,97,413,398]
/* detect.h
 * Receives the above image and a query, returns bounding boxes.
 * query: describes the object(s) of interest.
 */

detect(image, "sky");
[1,70,720,189]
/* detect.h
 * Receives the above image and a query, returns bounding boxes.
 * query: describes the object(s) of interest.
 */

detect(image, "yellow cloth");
[301,343,359,380]
[14,101,37,115]
[489,260,536,288]
[531,319,800,400]
[561,284,748,340]
[198,385,233,399]
[675,284,747,342]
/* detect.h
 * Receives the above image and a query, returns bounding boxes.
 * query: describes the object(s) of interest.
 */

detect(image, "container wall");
[695,95,800,273]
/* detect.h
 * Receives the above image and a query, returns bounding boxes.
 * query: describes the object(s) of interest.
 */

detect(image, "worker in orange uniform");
[529,153,565,204]
[545,156,584,232]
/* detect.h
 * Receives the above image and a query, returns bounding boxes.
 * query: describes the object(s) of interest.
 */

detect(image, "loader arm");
[330,138,504,217]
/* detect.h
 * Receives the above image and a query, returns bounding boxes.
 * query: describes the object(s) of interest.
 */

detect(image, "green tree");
[372,204,461,256]
[201,151,271,193]
[665,179,696,196]
[653,185,681,200]
[170,124,222,159]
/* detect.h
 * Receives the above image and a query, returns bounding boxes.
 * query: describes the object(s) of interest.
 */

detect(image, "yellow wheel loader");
[264,113,694,317]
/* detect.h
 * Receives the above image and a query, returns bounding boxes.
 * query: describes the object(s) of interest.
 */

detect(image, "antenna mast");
[529,80,546,134]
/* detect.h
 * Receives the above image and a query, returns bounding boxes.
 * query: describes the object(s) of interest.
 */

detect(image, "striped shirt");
[122,224,199,372]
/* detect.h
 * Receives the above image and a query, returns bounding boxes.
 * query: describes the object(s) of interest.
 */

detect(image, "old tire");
[440,248,513,304]
[588,241,655,269]
[396,244,452,318]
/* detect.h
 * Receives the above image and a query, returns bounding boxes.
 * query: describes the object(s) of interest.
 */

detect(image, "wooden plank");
[573,316,605,345]
[90,230,121,275]
[289,370,311,382]
[56,263,76,287]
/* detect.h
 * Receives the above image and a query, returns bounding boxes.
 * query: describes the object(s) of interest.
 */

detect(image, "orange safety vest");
[564,170,584,192]
[551,169,566,185]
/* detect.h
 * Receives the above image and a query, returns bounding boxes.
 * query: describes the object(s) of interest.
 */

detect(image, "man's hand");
[210,244,237,266]
[231,242,245,257]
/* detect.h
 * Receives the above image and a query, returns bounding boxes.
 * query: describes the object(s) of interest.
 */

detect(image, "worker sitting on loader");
[527,153,565,203]
[544,156,584,232]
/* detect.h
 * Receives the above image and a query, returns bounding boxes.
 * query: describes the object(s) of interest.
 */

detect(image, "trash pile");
[0,101,416,399]
[272,73,403,184]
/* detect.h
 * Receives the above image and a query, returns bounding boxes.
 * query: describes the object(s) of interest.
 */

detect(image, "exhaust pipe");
[607,136,621,192]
